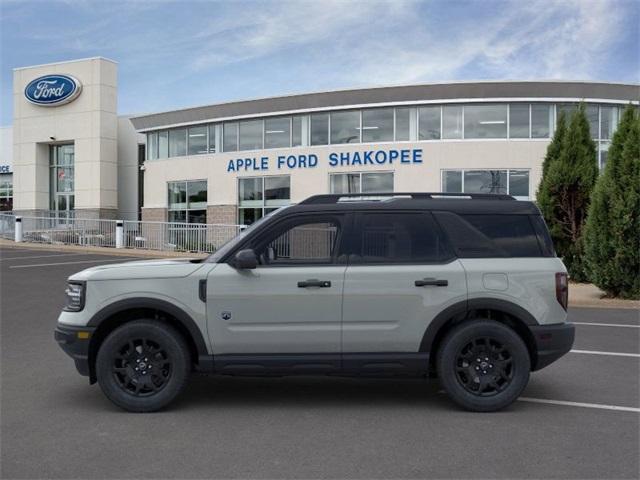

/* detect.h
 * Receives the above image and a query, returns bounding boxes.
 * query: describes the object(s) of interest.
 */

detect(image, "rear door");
[341,211,467,355]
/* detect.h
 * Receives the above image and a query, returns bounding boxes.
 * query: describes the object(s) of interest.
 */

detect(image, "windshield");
[205,206,291,263]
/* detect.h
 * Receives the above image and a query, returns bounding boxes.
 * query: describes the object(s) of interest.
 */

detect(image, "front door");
[341,212,467,359]
[207,213,347,360]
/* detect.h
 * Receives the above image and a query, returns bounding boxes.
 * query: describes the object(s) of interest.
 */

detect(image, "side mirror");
[233,249,258,270]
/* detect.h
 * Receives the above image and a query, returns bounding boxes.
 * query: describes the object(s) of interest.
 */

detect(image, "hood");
[69,258,207,281]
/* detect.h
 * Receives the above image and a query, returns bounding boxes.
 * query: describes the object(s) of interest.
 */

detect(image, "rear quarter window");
[434,212,542,257]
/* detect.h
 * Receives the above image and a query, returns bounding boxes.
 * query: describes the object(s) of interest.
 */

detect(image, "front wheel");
[437,320,530,412]
[96,320,191,412]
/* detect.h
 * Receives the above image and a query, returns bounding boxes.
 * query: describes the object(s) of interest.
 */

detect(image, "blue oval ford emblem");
[24,74,82,106]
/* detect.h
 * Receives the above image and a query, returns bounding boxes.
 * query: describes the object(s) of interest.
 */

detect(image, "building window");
[464,104,507,139]
[330,110,360,144]
[310,113,329,145]
[168,180,207,223]
[238,176,290,225]
[208,124,217,153]
[265,117,291,149]
[442,169,530,200]
[187,126,208,155]
[50,144,75,217]
[147,132,158,160]
[0,173,12,211]
[509,104,530,139]
[292,116,303,147]
[362,108,394,143]
[169,128,187,157]
[158,131,168,159]
[395,107,411,141]
[442,105,463,139]
[585,104,599,140]
[600,106,619,140]
[330,172,394,194]
[531,104,552,138]
[239,119,263,150]
[223,122,239,152]
[419,106,441,140]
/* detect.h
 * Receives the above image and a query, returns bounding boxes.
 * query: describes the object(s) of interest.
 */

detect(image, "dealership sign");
[24,75,82,106]
[0,165,11,173]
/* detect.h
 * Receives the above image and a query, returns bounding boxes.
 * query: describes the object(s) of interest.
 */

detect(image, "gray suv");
[55,193,574,412]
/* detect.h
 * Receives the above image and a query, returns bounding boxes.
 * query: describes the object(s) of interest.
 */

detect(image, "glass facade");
[168,180,207,223]
[442,169,531,200]
[419,106,440,140]
[330,110,360,144]
[330,172,394,194]
[362,108,394,143]
[464,104,507,139]
[49,144,75,218]
[0,173,12,211]
[238,176,290,225]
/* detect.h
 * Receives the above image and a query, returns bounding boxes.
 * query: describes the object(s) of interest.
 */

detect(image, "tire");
[436,320,530,412]
[96,320,191,412]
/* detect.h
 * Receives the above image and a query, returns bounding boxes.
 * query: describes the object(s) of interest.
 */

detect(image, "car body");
[55,192,575,412]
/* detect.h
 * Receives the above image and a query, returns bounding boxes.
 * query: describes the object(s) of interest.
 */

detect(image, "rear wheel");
[96,320,190,412]
[437,320,530,412]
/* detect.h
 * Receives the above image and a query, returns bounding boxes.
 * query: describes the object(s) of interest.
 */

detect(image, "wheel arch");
[421,298,539,373]
[87,298,210,383]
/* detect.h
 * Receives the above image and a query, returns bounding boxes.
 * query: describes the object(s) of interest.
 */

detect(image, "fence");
[0,213,245,253]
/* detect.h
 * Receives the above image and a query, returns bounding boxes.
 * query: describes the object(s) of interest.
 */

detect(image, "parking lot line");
[570,349,640,358]
[518,397,640,413]
[573,322,640,328]
[1,253,90,261]
[9,258,140,269]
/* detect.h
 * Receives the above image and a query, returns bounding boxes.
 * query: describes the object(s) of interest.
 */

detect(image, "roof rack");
[299,192,515,205]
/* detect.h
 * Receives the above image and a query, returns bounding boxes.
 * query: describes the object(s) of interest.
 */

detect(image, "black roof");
[285,193,541,215]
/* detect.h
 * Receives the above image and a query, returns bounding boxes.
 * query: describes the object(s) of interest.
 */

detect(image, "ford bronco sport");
[55,193,575,412]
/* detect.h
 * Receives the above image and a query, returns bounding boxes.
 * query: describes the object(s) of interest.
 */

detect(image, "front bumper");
[54,324,95,377]
[530,322,575,371]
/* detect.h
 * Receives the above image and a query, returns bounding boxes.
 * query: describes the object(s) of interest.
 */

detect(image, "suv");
[55,193,574,412]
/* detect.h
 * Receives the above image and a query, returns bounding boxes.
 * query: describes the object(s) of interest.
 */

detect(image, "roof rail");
[299,192,515,205]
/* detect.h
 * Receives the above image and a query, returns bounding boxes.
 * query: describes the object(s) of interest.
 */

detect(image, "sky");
[0,0,638,126]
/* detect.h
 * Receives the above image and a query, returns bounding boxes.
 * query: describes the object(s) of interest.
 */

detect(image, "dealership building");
[4,57,638,224]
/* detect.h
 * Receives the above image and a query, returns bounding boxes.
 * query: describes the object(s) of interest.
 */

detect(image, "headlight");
[63,282,85,312]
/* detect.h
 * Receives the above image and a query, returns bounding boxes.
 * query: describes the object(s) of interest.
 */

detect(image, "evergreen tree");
[537,104,598,281]
[584,106,640,298]
[540,111,567,182]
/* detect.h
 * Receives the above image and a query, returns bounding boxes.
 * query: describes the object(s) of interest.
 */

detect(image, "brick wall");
[141,208,167,223]
[207,205,237,224]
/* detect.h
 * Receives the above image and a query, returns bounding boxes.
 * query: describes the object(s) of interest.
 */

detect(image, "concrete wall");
[0,126,12,168]
[117,116,144,220]
[12,57,118,216]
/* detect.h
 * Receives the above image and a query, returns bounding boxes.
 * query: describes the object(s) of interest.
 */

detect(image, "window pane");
[556,103,577,121]
[158,131,168,159]
[330,110,360,144]
[509,104,529,138]
[508,170,529,198]
[292,116,303,146]
[463,170,507,195]
[531,104,552,138]
[464,104,507,139]
[600,106,619,140]
[442,170,462,193]
[239,178,262,205]
[168,182,187,209]
[187,180,207,209]
[223,122,238,152]
[239,208,262,226]
[442,106,463,139]
[265,117,291,149]
[263,220,340,264]
[239,120,263,150]
[168,210,186,223]
[188,126,208,155]
[419,106,441,140]
[586,105,599,139]
[187,210,207,224]
[265,176,290,206]
[56,167,74,192]
[169,129,187,157]
[358,213,450,263]
[395,107,411,141]
[310,113,329,145]
[362,108,393,142]
[362,172,393,193]
[330,173,360,194]
[599,142,610,170]
[147,132,158,160]
[461,214,541,257]
[208,124,216,153]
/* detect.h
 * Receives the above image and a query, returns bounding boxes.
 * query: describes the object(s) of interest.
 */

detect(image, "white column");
[14,216,23,243]
[115,220,124,248]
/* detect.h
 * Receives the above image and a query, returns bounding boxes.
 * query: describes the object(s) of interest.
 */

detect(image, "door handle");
[415,278,448,287]
[298,279,331,288]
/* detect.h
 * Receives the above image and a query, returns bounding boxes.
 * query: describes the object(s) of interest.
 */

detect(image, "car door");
[206,213,348,358]
[341,211,467,359]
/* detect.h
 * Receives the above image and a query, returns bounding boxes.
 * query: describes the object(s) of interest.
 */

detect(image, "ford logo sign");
[24,74,82,106]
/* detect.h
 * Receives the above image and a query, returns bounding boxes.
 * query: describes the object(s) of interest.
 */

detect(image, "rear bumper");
[54,324,95,377]
[530,322,575,371]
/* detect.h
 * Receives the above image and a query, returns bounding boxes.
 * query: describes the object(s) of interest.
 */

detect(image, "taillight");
[555,272,568,311]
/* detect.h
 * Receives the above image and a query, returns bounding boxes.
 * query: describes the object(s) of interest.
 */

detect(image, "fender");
[419,298,539,353]
[87,297,208,357]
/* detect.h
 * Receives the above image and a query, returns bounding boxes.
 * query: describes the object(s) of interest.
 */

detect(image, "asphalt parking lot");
[1,245,638,479]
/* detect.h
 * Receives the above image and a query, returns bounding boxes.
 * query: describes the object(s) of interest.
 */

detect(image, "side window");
[354,212,452,264]
[255,217,341,266]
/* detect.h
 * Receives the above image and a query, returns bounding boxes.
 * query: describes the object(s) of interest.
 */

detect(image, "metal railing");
[20,216,118,247]
[0,213,15,240]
